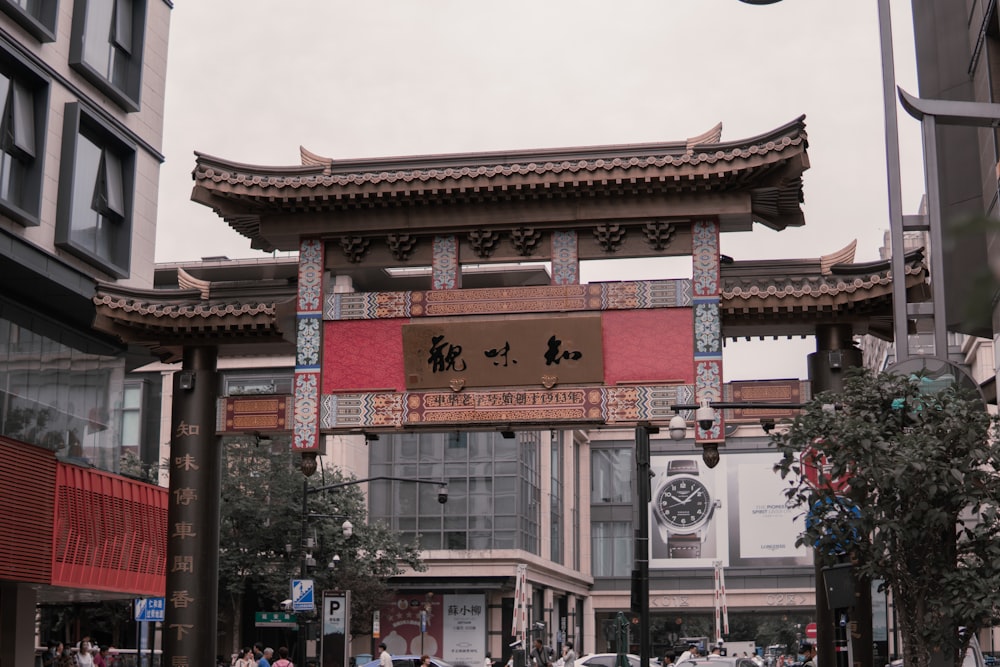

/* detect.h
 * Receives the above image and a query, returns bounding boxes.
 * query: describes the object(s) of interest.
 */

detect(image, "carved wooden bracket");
[643,221,676,251]
[468,229,501,259]
[386,233,417,262]
[594,223,626,253]
[339,236,371,263]
[510,227,542,257]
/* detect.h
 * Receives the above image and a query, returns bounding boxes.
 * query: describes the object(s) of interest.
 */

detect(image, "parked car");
[576,653,662,667]
[676,657,759,667]
[361,656,455,667]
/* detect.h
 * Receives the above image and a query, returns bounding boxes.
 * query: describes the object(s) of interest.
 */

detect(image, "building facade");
[0,0,172,662]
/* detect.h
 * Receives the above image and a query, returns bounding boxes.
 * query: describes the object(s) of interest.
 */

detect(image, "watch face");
[655,476,713,532]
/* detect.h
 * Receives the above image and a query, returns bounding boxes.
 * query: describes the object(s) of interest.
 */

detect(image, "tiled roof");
[720,248,929,340]
[93,245,927,358]
[191,117,809,253]
[92,285,295,362]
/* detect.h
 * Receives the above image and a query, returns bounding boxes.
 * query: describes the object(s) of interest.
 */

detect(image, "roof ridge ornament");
[177,267,211,300]
[686,122,723,154]
[819,240,858,275]
[300,145,333,175]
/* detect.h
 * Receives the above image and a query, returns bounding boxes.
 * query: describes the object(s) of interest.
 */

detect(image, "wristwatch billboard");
[652,459,721,558]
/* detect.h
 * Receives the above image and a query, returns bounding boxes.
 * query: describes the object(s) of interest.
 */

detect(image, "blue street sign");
[292,579,315,612]
[134,597,165,622]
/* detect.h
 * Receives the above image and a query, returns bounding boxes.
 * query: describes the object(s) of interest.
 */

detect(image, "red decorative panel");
[602,309,694,385]
[51,463,168,596]
[323,319,406,392]
[0,436,56,583]
[217,395,292,434]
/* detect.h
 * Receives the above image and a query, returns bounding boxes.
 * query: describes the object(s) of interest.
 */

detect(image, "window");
[0,0,58,42]
[69,0,146,112]
[0,47,47,226]
[591,446,633,503]
[591,521,632,577]
[56,102,135,277]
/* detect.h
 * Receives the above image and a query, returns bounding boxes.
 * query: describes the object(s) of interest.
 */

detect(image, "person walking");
[800,644,816,667]
[235,647,256,667]
[562,642,576,667]
[530,640,550,667]
[379,643,393,667]
[77,641,96,667]
[272,646,294,667]
[258,648,274,667]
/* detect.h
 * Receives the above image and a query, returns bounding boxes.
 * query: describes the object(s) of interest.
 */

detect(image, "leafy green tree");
[773,368,1000,667]
[219,436,424,653]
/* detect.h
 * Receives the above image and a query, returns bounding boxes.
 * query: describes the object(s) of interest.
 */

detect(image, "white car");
[576,653,662,667]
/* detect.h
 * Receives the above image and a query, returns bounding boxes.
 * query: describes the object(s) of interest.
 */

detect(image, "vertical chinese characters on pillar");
[168,422,202,666]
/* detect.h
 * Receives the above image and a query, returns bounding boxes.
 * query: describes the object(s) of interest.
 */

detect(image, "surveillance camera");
[437,485,449,504]
[280,599,293,612]
[695,401,715,431]
[668,414,687,441]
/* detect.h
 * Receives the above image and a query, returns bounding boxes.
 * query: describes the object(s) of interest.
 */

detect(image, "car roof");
[361,657,453,667]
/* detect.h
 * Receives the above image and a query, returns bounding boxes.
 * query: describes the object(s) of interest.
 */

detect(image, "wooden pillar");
[692,220,724,447]
[162,345,221,667]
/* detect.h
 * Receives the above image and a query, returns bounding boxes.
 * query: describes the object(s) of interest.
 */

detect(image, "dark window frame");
[68,0,146,112]
[0,44,48,226]
[0,0,59,42]
[55,101,135,278]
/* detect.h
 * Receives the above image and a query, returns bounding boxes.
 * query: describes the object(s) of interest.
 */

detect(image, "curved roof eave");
[191,117,809,252]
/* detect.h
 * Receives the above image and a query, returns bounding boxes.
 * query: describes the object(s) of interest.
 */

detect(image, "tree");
[772,368,1000,667]
[218,436,425,653]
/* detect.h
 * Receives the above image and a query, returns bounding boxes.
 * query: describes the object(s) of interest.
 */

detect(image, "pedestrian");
[530,640,550,667]
[379,643,393,667]
[259,647,274,667]
[800,644,816,667]
[42,641,61,667]
[235,647,256,667]
[662,654,674,667]
[77,641,96,667]
[272,646,294,667]
[56,648,76,667]
[485,653,494,667]
[422,656,432,667]
[562,642,576,667]
[93,644,107,667]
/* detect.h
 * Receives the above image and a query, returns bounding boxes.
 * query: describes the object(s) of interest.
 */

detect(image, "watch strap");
[667,459,699,476]
[667,533,701,558]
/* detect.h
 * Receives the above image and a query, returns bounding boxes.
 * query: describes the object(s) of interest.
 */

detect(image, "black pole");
[634,426,653,667]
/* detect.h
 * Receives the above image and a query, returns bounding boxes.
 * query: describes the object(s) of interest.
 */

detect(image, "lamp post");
[296,475,449,667]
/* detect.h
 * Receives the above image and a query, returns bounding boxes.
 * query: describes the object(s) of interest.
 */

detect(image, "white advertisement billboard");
[649,451,810,568]
[442,593,486,667]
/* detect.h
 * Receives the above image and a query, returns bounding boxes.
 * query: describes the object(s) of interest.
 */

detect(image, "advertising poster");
[725,451,811,567]
[649,454,728,568]
[649,450,811,569]
[379,593,445,657]
[441,594,487,667]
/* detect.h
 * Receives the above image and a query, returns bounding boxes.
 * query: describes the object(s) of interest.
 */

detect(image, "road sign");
[805,622,817,639]
[292,579,315,612]
[801,441,851,493]
[256,612,298,628]
[134,597,165,622]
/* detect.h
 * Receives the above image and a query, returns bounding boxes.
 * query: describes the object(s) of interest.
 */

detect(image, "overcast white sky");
[155,0,925,381]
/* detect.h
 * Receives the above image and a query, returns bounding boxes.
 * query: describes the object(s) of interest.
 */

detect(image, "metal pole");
[301,478,309,579]
[635,426,652,667]
[877,0,911,362]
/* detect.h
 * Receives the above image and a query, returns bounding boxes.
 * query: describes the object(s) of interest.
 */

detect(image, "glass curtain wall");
[370,430,543,553]
[0,315,139,473]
